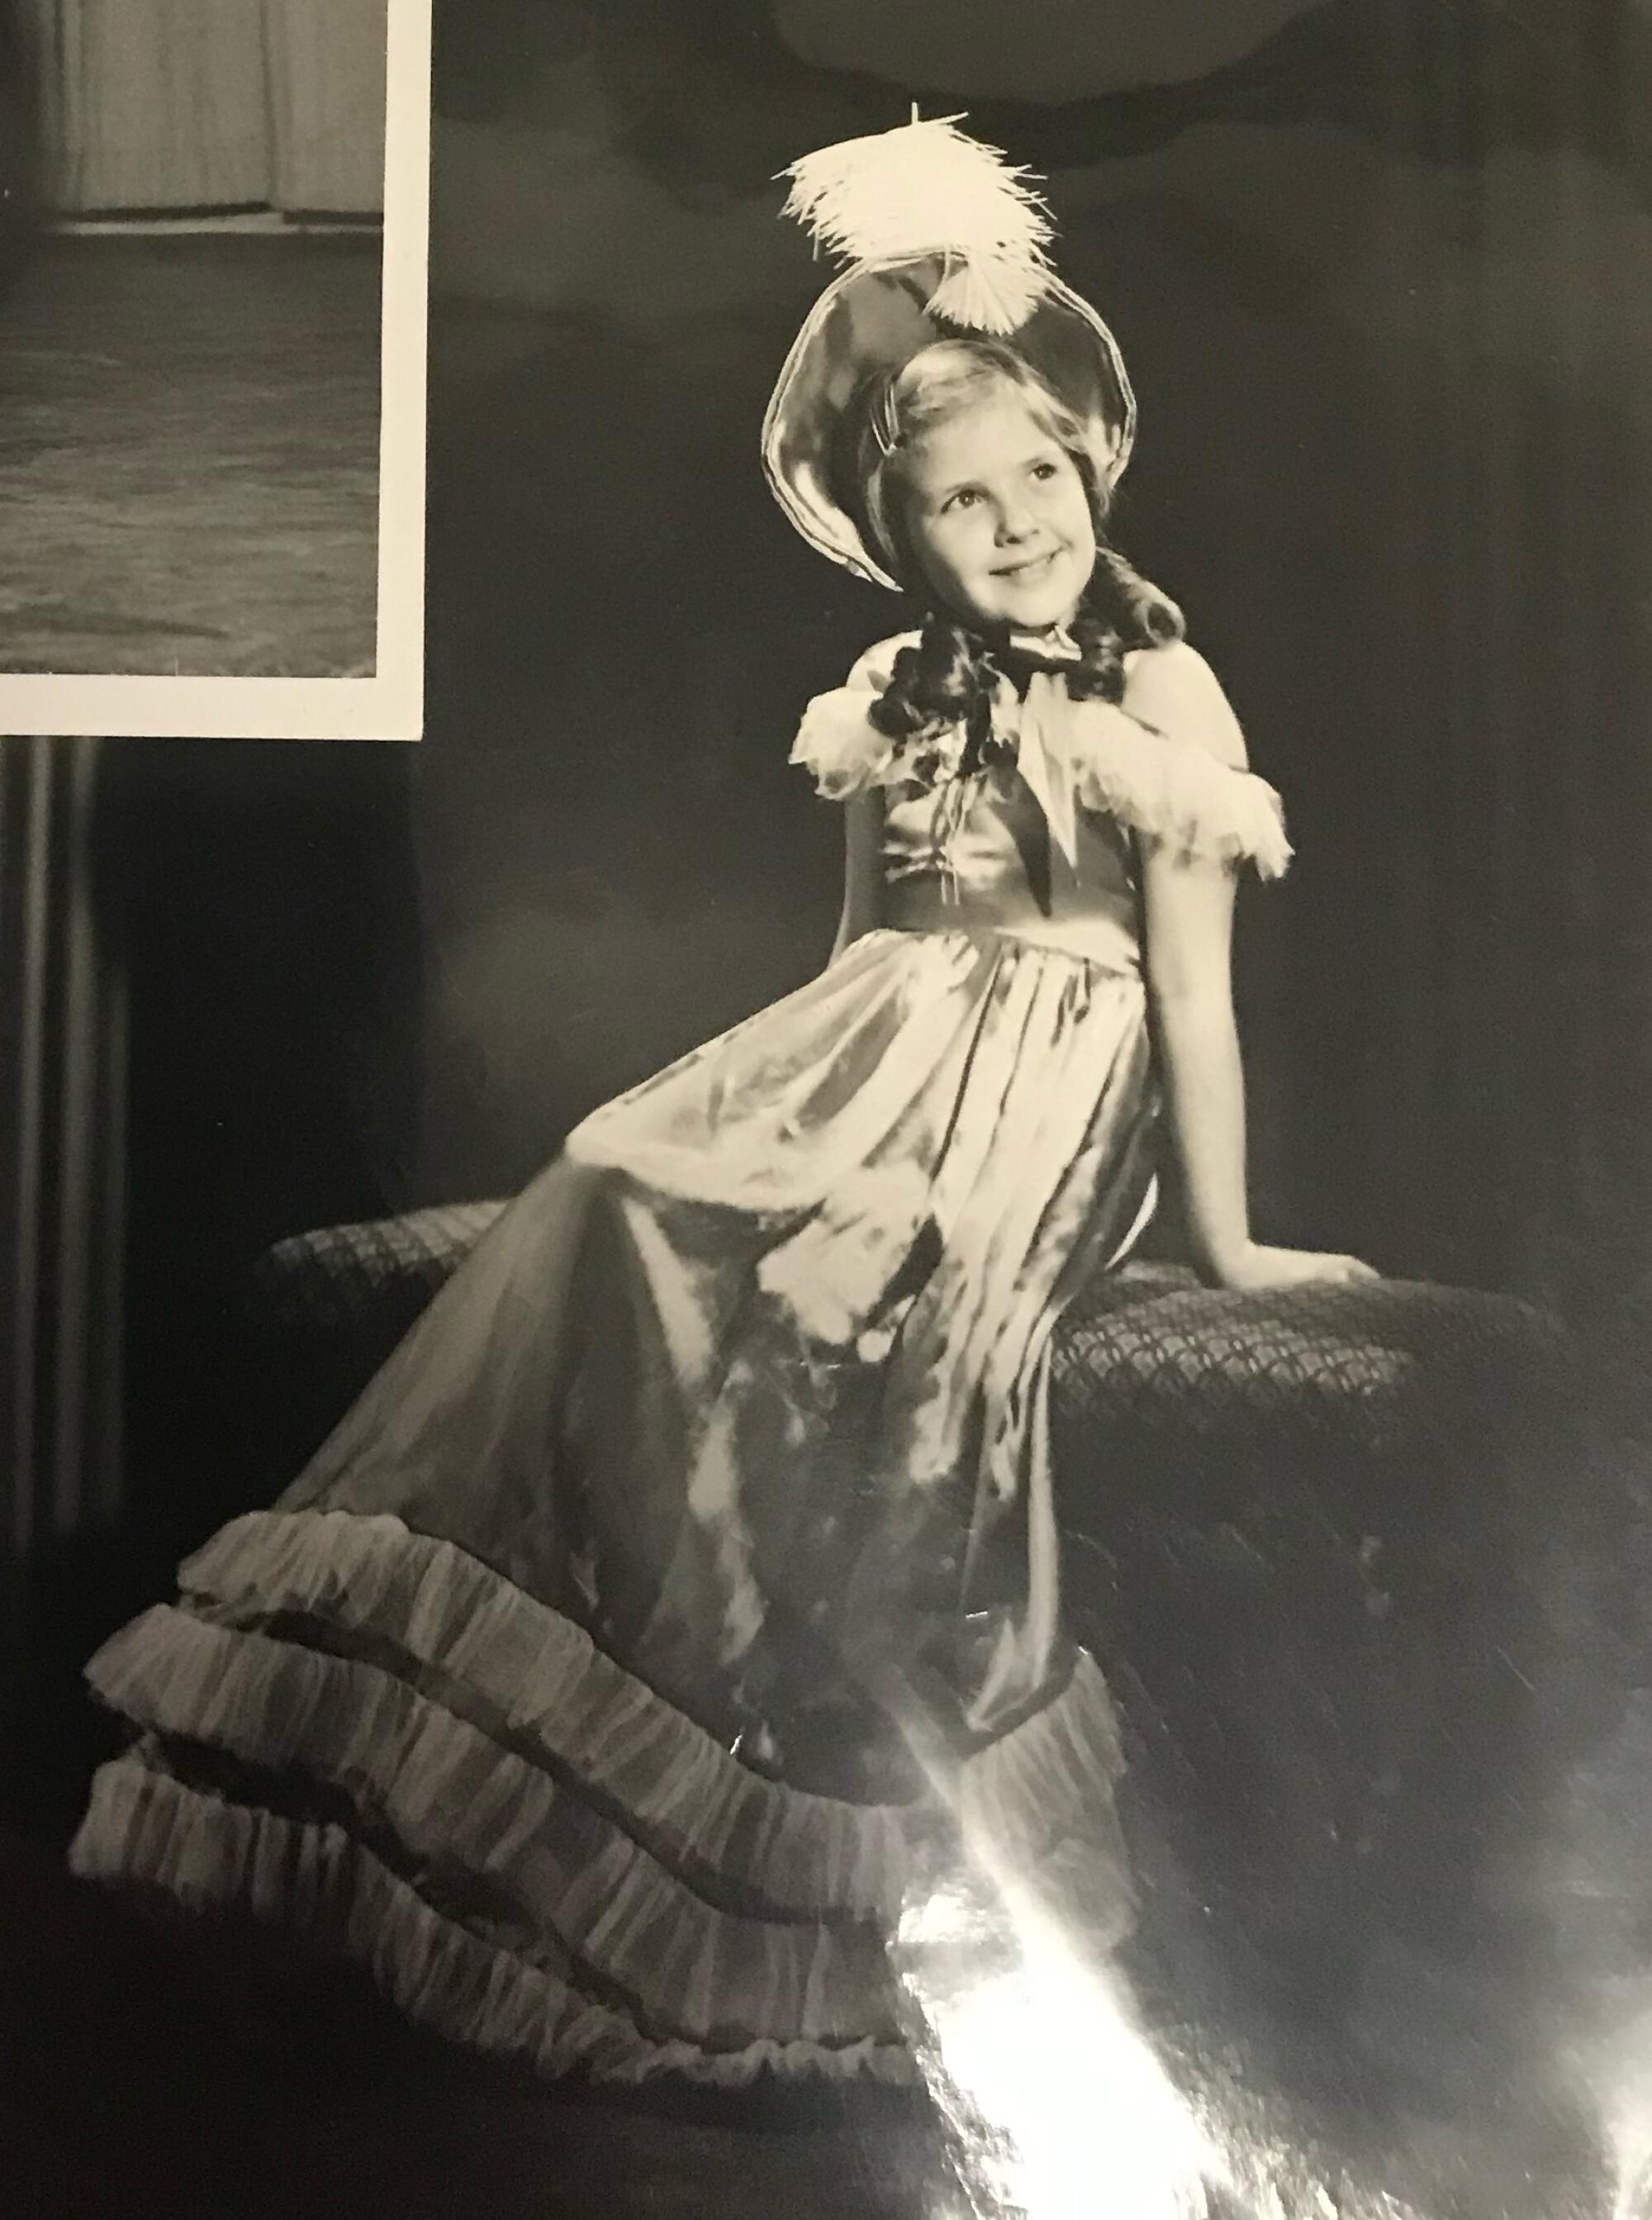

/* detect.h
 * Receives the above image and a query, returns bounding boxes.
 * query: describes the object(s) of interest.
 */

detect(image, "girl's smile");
[993,549,1059,584]
[900,395,1097,632]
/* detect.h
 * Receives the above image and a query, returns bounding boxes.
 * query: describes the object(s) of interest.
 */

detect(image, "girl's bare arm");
[1134,649,1377,1289]
[1140,846,1251,1281]
[1142,844,1375,1289]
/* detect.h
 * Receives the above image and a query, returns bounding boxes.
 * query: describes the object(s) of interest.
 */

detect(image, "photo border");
[0,0,431,743]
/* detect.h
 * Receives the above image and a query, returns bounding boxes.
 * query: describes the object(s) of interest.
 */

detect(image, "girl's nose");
[995,501,1033,544]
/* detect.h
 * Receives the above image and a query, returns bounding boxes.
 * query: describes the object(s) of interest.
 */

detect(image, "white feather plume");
[777,116,1056,336]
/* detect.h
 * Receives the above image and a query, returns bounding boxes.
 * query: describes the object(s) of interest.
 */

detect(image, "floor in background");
[0,1793,1631,2220]
[0,235,380,677]
[0,1829,944,2220]
[1,1640,1639,2220]
[0,1553,944,2220]
[1,1519,1644,2220]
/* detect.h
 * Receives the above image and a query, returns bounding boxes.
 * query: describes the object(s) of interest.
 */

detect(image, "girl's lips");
[995,549,1061,580]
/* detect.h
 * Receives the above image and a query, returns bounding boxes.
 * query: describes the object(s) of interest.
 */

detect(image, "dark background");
[94,0,1652,1569]
[0,7,1648,2212]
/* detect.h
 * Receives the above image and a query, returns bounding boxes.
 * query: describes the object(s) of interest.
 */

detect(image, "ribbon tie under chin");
[1002,667,1080,872]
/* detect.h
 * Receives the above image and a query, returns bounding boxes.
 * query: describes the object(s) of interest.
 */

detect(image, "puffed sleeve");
[1068,641,1293,879]
[787,633,919,800]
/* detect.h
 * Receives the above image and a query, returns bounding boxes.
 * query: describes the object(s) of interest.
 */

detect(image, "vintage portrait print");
[3,4,1652,2218]
[0,0,430,739]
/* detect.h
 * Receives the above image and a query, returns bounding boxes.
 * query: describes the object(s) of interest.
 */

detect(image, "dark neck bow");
[945,627,1089,919]
[987,625,1086,699]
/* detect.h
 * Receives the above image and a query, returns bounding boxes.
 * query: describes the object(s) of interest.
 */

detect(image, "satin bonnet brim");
[761,253,1138,592]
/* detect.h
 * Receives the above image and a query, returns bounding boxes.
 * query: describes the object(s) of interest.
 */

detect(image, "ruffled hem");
[180,1510,914,1918]
[83,1604,902,2048]
[181,1512,1124,1910]
[70,1756,917,2090]
[73,1509,1133,2082]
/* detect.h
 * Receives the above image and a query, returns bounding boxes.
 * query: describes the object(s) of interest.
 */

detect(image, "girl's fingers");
[1304,1253,1378,1285]
[1227,1249,1382,1291]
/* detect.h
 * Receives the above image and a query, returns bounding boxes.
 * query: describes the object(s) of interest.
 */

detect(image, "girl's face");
[898,392,1097,633]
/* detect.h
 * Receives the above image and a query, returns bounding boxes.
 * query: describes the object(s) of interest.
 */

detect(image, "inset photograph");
[0,0,429,738]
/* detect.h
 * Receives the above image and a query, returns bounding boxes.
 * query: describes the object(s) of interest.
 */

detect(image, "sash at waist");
[881,879,1142,972]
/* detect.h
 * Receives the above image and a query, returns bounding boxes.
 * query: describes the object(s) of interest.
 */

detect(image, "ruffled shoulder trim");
[787,633,919,800]
[1066,643,1292,879]
[790,634,1291,877]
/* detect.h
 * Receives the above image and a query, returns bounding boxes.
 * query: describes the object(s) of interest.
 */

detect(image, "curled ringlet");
[832,339,1184,745]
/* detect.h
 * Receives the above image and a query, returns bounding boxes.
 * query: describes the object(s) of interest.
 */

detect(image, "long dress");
[69,630,1292,2086]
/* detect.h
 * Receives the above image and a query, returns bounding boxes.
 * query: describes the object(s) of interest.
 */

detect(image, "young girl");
[70,122,1374,2087]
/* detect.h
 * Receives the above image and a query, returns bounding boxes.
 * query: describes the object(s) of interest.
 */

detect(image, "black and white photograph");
[3,2,1652,2215]
[0,0,429,738]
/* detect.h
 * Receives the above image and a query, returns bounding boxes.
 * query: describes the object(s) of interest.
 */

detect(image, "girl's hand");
[1210,1242,1381,1292]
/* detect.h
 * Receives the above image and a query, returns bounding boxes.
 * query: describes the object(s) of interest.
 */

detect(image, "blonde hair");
[845,338,1108,592]
[838,340,1184,743]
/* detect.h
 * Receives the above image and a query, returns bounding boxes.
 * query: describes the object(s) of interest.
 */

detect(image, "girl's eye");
[1030,460,1059,482]
[944,488,980,513]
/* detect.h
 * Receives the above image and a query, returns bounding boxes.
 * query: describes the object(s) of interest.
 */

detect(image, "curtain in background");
[1313,9,1652,1386]
[22,0,272,212]
[263,0,387,216]
[19,0,386,214]
[0,738,126,1566]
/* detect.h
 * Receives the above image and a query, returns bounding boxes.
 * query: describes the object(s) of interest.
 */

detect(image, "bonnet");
[762,115,1137,592]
